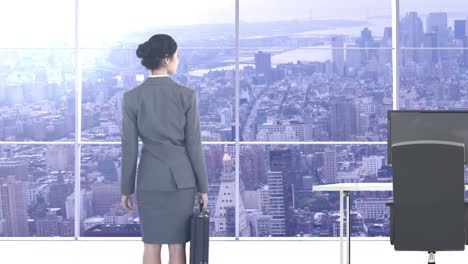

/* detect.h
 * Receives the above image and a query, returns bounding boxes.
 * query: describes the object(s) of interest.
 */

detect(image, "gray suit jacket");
[120,76,208,195]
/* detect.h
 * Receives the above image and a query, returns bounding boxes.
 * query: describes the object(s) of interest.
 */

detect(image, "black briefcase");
[189,204,210,264]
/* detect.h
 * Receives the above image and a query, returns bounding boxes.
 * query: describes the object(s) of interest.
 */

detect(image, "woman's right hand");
[197,192,208,209]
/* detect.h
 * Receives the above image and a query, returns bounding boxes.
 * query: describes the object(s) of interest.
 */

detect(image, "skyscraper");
[358,28,377,65]
[400,12,424,64]
[254,51,272,85]
[454,20,467,40]
[213,145,250,236]
[400,12,424,47]
[266,170,286,236]
[46,145,74,171]
[269,148,295,236]
[322,147,337,184]
[332,36,345,76]
[423,33,439,63]
[48,174,73,217]
[383,27,392,42]
[66,189,93,221]
[329,97,358,140]
[426,12,448,47]
[90,182,120,216]
[0,175,29,236]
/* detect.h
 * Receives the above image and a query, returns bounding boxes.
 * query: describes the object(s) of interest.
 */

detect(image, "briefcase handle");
[198,203,210,217]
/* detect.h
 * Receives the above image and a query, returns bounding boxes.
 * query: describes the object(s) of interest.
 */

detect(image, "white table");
[312,183,468,264]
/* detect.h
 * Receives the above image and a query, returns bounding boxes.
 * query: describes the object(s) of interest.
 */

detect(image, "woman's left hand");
[121,195,134,211]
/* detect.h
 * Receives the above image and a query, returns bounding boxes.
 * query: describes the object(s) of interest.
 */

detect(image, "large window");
[1,0,467,240]
[0,144,75,237]
[399,1,468,110]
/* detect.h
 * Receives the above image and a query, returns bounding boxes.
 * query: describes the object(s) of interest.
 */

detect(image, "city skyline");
[2,2,468,239]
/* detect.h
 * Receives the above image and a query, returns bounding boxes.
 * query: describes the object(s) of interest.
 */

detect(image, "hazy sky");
[1,0,468,48]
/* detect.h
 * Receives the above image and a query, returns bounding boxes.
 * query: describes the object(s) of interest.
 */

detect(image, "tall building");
[358,27,377,65]
[329,97,358,140]
[360,27,374,46]
[254,51,272,85]
[220,108,232,128]
[66,189,93,221]
[269,148,295,236]
[240,146,267,191]
[400,12,424,64]
[97,159,118,182]
[363,156,384,176]
[35,211,60,236]
[345,45,362,70]
[48,174,73,217]
[466,18,468,39]
[46,145,73,171]
[0,175,29,236]
[383,27,392,42]
[212,145,250,236]
[423,33,439,63]
[358,114,370,136]
[322,147,338,184]
[400,12,424,47]
[90,182,120,216]
[332,36,345,76]
[426,12,448,47]
[454,20,467,40]
[266,170,286,236]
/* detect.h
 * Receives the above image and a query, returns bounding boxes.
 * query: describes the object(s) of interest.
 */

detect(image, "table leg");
[345,191,351,264]
[340,191,344,264]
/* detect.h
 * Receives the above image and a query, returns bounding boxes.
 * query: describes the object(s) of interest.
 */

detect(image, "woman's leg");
[168,243,186,264]
[143,242,162,264]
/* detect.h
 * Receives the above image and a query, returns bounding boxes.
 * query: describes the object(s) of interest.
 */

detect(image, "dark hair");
[136,34,178,70]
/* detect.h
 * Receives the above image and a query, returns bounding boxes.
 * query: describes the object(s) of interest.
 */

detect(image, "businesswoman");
[120,33,209,264]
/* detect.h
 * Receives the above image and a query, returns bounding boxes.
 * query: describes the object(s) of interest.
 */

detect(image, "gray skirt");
[136,187,196,244]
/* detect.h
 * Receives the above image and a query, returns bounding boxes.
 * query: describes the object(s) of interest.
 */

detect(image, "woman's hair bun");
[136,42,150,59]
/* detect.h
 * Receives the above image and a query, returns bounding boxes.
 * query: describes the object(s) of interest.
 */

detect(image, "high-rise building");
[240,145,266,191]
[213,145,250,236]
[383,27,392,42]
[332,36,345,76]
[90,182,120,216]
[400,12,424,47]
[329,97,358,140]
[269,148,295,236]
[35,211,60,236]
[345,45,361,70]
[97,159,118,182]
[322,147,337,184]
[66,189,93,221]
[426,12,448,47]
[358,28,377,65]
[0,175,29,236]
[400,12,424,64]
[363,156,384,176]
[48,174,73,217]
[266,170,286,236]
[254,51,272,85]
[46,145,73,171]
[455,20,467,40]
[423,33,439,63]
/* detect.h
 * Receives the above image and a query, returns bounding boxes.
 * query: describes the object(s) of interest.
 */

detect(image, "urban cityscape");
[2,5,468,238]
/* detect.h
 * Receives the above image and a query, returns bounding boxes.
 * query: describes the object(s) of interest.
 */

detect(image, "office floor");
[1,239,468,264]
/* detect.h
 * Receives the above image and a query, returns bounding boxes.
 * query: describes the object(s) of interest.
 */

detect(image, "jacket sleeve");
[121,92,139,195]
[184,90,209,193]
